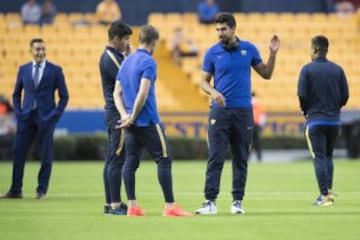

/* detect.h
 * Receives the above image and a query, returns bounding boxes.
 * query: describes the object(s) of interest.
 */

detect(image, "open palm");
[269,35,280,52]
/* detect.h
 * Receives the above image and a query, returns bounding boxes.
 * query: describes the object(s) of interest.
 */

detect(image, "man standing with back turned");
[113,25,192,217]
[195,13,280,215]
[99,20,132,215]
[297,36,349,206]
[1,38,68,199]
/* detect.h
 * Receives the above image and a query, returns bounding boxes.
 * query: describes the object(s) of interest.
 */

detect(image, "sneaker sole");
[231,210,245,214]
[321,201,334,206]
[163,214,193,217]
[313,201,334,206]
[195,211,217,215]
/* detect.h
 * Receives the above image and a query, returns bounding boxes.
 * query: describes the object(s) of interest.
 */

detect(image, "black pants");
[103,109,125,204]
[305,124,339,196]
[205,108,253,201]
[123,123,174,203]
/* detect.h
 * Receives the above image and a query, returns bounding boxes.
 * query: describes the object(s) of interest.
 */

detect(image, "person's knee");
[156,157,172,168]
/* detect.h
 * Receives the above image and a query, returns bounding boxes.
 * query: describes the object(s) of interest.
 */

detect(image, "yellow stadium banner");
[160,111,305,138]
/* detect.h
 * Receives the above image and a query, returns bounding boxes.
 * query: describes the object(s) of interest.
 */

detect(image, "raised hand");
[269,35,280,53]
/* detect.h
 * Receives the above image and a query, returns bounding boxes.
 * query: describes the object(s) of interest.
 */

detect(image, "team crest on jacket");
[241,50,247,56]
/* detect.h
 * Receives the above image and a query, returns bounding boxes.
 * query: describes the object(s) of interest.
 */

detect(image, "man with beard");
[0,38,68,199]
[195,13,280,215]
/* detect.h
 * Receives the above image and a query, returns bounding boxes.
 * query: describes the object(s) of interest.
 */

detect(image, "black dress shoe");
[0,192,23,199]
[36,192,46,199]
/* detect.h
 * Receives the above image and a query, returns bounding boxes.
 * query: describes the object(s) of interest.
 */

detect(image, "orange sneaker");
[127,206,146,216]
[163,204,193,217]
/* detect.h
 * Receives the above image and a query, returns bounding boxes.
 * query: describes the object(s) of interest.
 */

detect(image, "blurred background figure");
[21,0,41,25]
[171,27,198,66]
[251,92,266,162]
[40,0,56,25]
[335,0,356,14]
[96,0,122,25]
[0,94,15,161]
[198,0,219,24]
[0,95,13,114]
[350,0,360,9]
[324,0,336,13]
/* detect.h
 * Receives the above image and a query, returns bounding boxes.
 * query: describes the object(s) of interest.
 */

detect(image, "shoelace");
[233,201,241,208]
[203,201,214,207]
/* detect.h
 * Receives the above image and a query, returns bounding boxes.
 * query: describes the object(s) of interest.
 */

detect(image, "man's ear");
[314,47,321,54]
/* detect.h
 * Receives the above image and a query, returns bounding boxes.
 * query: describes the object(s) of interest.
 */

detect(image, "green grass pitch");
[0,159,360,240]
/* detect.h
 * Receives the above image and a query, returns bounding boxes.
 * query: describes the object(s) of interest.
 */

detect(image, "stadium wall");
[0,0,327,25]
[55,110,306,137]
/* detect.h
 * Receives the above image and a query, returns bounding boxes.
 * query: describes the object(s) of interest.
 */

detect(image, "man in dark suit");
[0,38,69,199]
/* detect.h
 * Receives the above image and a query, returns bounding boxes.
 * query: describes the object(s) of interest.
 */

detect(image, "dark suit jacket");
[12,61,69,122]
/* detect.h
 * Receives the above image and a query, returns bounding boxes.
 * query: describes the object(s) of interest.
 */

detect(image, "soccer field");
[0,160,359,240]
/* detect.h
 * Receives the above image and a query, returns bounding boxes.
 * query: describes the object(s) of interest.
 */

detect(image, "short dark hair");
[108,20,133,40]
[215,13,236,28]
[30,38,44,48]
[139,25,159,44]
[312,35,329,55]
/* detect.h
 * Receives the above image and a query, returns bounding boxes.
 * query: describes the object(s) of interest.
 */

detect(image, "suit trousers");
[10,110,56,194]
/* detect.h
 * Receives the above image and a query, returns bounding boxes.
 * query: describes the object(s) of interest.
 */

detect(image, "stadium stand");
[0,12,359,112]
[0,12,208,111]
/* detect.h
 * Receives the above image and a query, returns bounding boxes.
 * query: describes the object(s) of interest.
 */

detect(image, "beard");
[219,36,231,45]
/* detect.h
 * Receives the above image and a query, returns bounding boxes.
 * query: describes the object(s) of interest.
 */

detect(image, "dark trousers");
[305,125,339,196]
[10,110,56,194]
[252,124,263,161]
[103,110,125,204]
[205,108,253,201]
[123,123,174,203]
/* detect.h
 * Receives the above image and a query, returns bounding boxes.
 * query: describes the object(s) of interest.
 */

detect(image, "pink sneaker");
[127,206,146,216]
[163,204,192,217]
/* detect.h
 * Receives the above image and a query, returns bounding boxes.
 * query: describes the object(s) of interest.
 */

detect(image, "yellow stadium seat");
[148,13,166,25]
[41,25,57,35]
[233,13,247,25]
[278,12,296,22]
[246,12,265,22]
[53,13,69,24]
[165,13,182,26]
[5,13,21,25]
[68,13,85,23]
[24,25,41,35]
[263,12,280,22]
[182,13,197,24]
[83,13,97,24]
[181,58,201,75]
[294,13,312,22]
